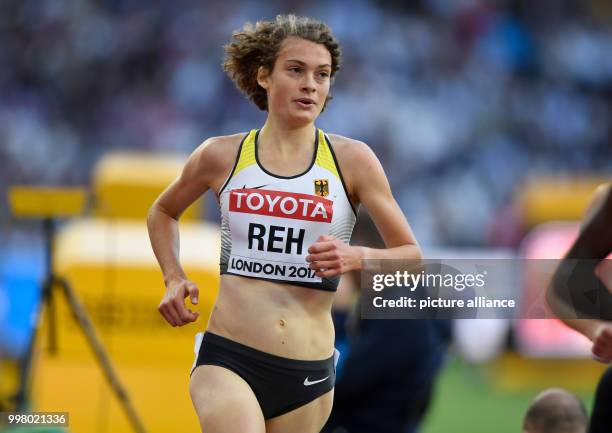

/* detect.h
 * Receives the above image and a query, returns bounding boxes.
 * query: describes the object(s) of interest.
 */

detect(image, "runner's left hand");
[306,235,363,278]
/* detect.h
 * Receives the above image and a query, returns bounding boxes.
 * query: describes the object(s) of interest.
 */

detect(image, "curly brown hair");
[223,14,341,111]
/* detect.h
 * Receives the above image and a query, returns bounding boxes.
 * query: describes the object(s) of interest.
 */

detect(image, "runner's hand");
[158,277,200,326]
[592,323,612,363]
[306,235,362,278]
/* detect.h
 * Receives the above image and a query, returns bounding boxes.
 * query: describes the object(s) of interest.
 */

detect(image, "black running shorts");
[191,331,338,419]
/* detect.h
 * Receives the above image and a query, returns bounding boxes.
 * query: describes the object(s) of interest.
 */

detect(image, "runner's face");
[259,37,332,127]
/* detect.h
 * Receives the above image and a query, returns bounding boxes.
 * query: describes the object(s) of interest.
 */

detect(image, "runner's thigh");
[190,364,266,433]
[265,389,334,433]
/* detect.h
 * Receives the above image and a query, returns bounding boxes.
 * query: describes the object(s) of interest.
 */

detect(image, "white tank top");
[217,128,357,291]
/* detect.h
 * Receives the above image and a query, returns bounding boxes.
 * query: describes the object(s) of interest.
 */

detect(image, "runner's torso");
[207,128,357,359]
[218,128,357,291]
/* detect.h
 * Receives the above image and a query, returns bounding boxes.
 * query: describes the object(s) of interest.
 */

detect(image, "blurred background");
[0,0,611,432]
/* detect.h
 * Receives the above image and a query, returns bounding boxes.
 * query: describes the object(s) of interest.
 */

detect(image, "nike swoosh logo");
[241,184,268,189]
[304,376,329,386]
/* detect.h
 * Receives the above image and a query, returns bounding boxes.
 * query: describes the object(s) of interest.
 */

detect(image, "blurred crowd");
[1,0,611,247]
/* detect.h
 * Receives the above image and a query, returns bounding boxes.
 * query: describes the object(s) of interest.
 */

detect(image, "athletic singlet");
[217,128,357,291]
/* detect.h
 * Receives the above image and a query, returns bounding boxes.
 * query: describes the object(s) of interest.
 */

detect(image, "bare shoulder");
[193,133,244,168]
[583,181,612,224]
[326,133,376,163]
[187,132,246,193]
[326,134,384,206]
[327,133,381,179]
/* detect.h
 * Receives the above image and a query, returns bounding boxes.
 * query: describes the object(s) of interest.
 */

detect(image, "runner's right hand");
[158,277,200,326]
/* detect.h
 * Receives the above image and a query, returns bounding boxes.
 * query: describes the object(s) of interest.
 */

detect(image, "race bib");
[227,188,333,283]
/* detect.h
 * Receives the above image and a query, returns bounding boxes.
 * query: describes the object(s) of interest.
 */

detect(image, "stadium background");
[0,0,611,432]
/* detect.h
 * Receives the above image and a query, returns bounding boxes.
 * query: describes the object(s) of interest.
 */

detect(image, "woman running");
[547,182,612,433]
[147,14,421,433]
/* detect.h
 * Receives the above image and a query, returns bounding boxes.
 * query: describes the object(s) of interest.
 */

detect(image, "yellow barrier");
[92,152,202,220]
[0,359,20,411]
[489,352,607,391]
[518,176,609,227]
[8,187,86,218]
[32,218,220,433]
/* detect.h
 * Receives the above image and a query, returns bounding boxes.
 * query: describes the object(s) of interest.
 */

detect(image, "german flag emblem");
[314,179,329,197]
